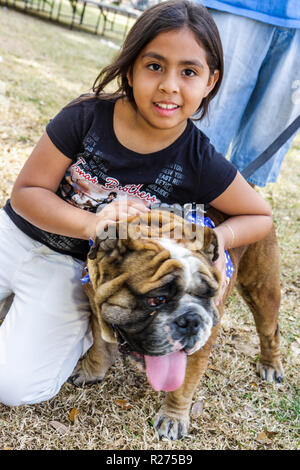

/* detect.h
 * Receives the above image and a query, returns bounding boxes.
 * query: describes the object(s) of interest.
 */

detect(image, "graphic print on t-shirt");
[148,163,185,199]
[58,130,186,213]
[59,157,162,212]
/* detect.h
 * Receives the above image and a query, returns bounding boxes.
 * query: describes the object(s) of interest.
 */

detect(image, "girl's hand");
[92,199,150,239]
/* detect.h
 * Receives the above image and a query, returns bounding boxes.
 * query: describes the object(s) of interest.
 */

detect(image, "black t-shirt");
[4,96,237,260]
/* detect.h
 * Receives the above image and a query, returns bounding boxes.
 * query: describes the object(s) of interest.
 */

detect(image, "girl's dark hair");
[93,0,223,120]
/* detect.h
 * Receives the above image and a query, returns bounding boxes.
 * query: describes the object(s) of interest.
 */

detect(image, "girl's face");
[127,27,219,136]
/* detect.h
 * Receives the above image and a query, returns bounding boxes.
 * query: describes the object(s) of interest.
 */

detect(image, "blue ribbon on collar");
[80,266,90,285]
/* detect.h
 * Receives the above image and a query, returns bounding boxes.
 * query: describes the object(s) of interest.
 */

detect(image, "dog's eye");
[147,296,167,307]
[193,279,216,299]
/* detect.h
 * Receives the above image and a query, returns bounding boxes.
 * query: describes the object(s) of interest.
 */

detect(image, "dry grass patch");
[0,8,299,450]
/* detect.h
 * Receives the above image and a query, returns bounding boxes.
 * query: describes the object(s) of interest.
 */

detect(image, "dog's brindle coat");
[69,208,283,440]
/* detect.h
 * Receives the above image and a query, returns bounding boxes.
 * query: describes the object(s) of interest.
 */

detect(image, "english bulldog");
[69,207,284,440]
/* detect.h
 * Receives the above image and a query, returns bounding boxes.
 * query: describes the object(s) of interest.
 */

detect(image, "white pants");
[0,209,93,406]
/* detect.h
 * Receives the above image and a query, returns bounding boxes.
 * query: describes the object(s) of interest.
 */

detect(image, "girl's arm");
[10,132,148,240]
[209,172,273,304]
[209,171,273,251]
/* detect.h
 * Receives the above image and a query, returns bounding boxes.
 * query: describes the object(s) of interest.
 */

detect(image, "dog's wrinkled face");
[103,239,218,356]
[86,210,220,391]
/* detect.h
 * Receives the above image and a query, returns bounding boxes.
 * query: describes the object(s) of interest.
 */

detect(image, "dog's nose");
[174,313,201,335]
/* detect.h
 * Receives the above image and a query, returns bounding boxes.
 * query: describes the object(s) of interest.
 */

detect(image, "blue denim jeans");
[196,10,300,186]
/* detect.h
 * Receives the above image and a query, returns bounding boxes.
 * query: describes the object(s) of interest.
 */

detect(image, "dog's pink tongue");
[144,351,187,392]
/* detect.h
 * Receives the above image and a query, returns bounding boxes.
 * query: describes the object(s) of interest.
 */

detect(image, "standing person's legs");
[230,28,300,186]
[0,210,92,406]
[197,11,275,156]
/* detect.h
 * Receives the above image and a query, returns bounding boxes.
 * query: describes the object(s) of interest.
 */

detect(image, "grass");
[0,7,299,451]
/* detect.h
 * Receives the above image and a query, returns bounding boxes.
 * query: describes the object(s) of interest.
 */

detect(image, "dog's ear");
[202,227,221,325]
[183,226,219,262]
[203,226,219,262]
[86,224,130,344]
[88,223,125,259]
[88,220,133,275]
[85,261,129,344]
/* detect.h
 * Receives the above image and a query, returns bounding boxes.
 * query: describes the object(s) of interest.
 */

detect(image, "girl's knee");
[0,366,60,406]
[0,374,31,406]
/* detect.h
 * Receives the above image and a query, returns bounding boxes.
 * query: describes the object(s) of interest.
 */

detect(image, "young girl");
[0,0,272,406]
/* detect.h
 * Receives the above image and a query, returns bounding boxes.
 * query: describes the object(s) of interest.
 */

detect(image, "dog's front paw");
[153,408,189,440]
[256,359,284,383]
[68,360,106,387]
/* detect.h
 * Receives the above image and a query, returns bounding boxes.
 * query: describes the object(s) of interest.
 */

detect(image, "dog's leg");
[69,313,118,387]
[237,226,284,383]
[154,320,221,440]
